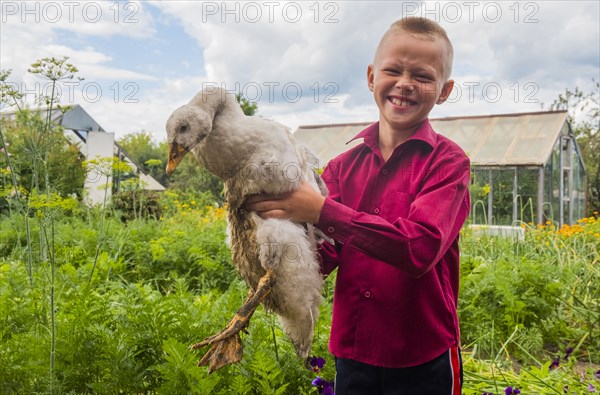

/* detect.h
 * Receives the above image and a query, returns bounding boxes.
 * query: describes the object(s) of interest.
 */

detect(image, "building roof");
[1,104,105,132]
[294,110,570,167]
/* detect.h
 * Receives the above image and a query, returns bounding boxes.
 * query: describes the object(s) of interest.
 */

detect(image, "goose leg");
[191,268,276,373]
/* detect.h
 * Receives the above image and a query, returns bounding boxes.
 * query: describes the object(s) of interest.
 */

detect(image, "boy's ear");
[367,64,374,92]
[436,79,454,104]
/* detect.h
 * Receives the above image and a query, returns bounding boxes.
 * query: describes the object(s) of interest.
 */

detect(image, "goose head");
[165,104,212,175]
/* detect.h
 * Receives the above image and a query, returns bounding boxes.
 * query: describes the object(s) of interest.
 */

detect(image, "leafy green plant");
[1,153,597,394]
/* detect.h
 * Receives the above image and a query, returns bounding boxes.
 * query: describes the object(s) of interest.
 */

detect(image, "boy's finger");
[246,193,282,204]
[245,199,277,212]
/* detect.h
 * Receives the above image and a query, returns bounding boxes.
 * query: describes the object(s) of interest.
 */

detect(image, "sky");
[1,0,599,142]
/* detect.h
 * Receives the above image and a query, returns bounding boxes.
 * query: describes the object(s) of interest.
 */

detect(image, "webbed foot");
[191,268,276,373]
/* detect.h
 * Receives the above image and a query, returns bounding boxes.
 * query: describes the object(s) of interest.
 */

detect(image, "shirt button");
[364,291,371,298]
[327,226,335,233]
[381,169,388,175]
[374,208,380,214]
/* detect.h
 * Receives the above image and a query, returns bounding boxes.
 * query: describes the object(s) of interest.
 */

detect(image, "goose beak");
[166,142,189,176]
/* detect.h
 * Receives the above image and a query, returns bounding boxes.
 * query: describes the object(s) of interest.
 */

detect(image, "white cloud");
[0,1,157,82]
[74,74,209,141]
[151,2,391,91]
[1,0,156,38]
[153,1,598,117]
[1,1,598,142]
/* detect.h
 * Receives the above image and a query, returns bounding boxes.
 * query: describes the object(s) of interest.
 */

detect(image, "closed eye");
[383,68,401,76]
[415,75,434,82]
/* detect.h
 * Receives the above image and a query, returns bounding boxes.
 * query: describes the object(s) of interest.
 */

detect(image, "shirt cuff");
[316,197,356,243]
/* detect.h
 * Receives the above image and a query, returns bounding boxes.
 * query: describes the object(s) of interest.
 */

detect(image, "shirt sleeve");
[315,161,343,275]
[317,152,471,278]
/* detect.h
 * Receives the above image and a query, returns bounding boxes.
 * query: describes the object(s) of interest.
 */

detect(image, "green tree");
[236,93,258,116]
[117,132,168,186]
[0,112,85,200]
[549,81,600,215]
[1,58,84,199]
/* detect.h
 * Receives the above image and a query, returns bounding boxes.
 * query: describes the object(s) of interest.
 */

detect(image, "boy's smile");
[389,95,417,108]
[368,31,454,141]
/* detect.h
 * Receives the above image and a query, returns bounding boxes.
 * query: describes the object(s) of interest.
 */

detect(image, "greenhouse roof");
[294,110,570,167]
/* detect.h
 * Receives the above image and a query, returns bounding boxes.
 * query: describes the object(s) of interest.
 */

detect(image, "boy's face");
[368,31,454,135]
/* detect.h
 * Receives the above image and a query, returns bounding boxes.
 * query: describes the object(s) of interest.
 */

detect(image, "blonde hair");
[377,17,454,81]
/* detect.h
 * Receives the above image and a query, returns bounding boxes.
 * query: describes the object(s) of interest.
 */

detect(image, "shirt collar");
[348,120,437,151]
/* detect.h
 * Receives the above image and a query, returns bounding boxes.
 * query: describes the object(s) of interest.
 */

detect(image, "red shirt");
[316,120,471,368]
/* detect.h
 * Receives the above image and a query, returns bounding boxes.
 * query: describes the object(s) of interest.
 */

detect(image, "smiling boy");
[247,17,470,394]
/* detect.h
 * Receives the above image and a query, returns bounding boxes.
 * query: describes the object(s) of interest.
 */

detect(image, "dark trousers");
[334,347,463,395]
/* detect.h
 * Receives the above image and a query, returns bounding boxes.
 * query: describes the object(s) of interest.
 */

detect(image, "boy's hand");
[245,180,325,224]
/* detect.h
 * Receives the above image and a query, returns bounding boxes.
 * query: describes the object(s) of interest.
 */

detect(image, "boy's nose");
[395,80,416,93]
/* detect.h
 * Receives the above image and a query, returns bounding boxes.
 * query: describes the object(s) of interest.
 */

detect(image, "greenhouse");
[294,110,587,227]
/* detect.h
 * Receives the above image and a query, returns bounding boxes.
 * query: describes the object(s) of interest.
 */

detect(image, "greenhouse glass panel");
[571,149,587,222]
[490,169,515,225]
[577,165,587,220]
[516,168,538,224]
[543,140,561,225]
[542,163,552,224]
[470,169,491,224]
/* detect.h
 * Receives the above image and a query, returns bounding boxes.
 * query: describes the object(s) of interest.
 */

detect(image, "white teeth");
[391,97,412,106]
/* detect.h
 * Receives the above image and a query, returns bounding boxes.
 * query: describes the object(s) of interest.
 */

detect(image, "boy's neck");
[378,121,423,162]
